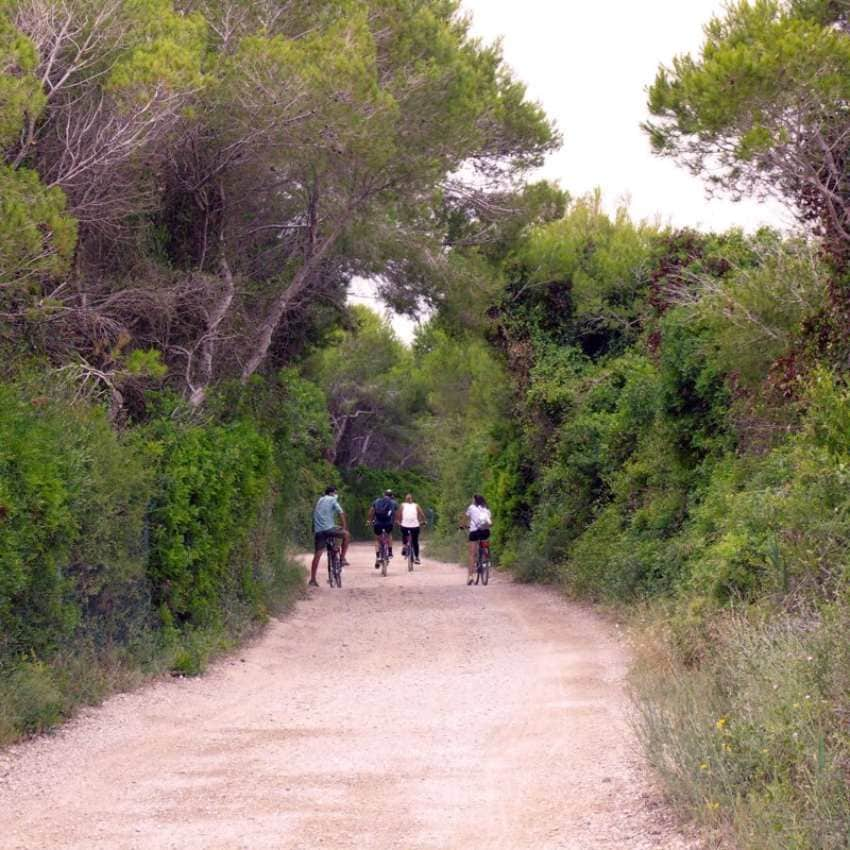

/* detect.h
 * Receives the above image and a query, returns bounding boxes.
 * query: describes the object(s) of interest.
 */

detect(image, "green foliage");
[0,166,77,284]
[211,368,335,547]
[502,194,654,359]
[341,467,436,539]
[414,325,511,554]
[146,419,274,626]
[0,6,44,146]
[0,365,306,743]
[0,374,156,659]
[645,0,850,261]
[1,660,64,735]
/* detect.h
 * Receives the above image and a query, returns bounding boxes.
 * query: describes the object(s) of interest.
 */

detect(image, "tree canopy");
[0,0,558,409]
[645,0,850,263]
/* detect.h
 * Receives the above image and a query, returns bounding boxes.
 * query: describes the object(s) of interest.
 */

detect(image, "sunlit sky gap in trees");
[350,0,793,342]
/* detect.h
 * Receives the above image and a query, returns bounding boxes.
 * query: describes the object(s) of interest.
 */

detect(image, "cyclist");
[463,494,492,585]
[397,493,427,565]
[368,488,398,569]
[310,486,350,588]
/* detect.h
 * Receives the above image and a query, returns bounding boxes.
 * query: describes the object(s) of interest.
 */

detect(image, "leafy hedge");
[0,369,327,743]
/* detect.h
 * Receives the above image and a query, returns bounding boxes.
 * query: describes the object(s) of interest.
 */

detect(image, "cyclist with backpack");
[368,489,398,569]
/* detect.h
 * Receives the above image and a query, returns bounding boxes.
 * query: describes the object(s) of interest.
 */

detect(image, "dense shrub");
[146,419,274,627]
[0,380,152,659]
[0,368,314,745]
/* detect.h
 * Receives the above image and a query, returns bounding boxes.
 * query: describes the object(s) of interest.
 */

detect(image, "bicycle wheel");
[407,537,414,572]
[480,556,490,586]
[327,545,341,588]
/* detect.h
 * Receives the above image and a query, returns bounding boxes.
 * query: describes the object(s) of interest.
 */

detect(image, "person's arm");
[417,504,427,525]
[367,504,375,523]
[395,505,402,524]
[333,499,348,531]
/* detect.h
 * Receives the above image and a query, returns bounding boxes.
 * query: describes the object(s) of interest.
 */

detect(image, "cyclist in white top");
[463,494,492,585]
[397,493,427,564]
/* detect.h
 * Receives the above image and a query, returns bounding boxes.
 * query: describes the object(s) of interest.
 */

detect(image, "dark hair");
[473,494,488,508]
[384,488,394,496]
[325,486,338,496]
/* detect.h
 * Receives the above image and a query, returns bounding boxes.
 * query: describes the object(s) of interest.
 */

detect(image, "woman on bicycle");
[464,494,492,585]
[397,493,427,565]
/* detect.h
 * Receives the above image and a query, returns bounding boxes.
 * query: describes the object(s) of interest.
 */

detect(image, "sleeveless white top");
[401,502,420,528]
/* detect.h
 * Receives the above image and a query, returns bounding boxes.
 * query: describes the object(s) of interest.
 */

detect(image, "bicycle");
[377,528,391,577]
[473,537,491,585]
[460,526,491,586]
[402,529,414,572]
[326,535,343,588]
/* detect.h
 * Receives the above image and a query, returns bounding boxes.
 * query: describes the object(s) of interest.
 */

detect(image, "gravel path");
[0,544,695,850]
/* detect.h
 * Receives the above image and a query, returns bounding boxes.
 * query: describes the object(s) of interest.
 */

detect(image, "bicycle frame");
[403,528,415,571]
[378,529,391,576]
[475,539,491,586]
[326,536,343,588]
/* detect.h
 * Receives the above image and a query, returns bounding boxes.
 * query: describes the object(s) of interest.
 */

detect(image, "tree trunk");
[240,219,350,382]
[188,256,235,408]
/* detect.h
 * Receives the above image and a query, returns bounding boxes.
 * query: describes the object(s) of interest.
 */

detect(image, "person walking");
[397,493,427,565]
[310,486,350,588]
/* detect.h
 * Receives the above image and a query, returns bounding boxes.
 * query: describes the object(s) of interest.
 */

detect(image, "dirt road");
[0,544,693,850]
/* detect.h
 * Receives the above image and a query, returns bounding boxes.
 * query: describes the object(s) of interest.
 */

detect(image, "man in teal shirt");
[310,486,350,587]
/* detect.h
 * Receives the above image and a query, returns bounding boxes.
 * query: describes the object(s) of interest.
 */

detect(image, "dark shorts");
[315,527,345,551]
[373,523,393,537]
[469,528,491,542]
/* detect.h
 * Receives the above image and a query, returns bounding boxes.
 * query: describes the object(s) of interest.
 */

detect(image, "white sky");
[462,0,791,231]
[353,0,794,341]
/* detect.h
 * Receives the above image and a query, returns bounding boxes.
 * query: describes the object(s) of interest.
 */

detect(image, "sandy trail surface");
[0,544,694,850]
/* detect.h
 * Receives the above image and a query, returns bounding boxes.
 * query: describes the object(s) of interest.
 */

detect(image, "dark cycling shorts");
[373,523,393,537]
[468,528,491,543]
[315,527,345,551]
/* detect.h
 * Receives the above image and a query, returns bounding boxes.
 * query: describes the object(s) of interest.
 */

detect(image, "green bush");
[2,660,64,735]
[0,380,152,659]
[146,419,275,627]
[0,367,309,745]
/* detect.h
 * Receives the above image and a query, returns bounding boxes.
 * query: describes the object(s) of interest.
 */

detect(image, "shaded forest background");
[3,1,850,847]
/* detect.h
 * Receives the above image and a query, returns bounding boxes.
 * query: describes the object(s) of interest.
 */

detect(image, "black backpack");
[373,497,395,523]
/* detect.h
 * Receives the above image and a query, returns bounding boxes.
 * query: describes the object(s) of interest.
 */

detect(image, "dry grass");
[630,604,850,850]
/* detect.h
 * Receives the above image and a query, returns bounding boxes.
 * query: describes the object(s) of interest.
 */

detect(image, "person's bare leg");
[341,531,350,562]
[468,541,476,580]
[310,549,322,584]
